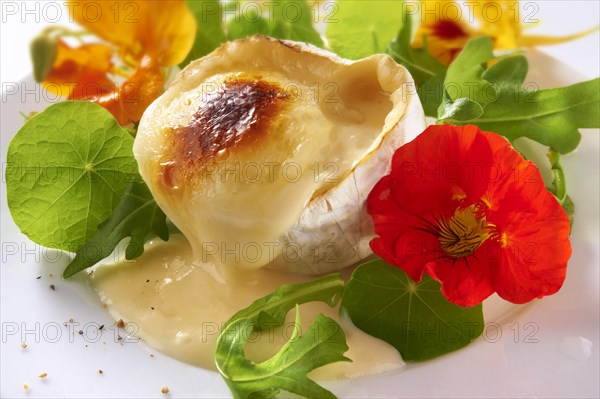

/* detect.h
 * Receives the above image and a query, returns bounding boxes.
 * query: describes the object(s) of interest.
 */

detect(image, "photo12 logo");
[1,1,140,24]
[200,161,340,185]
[199,0,338,25]
[401,1,539,24]
[1,320,139,344]
[200,240,341,265]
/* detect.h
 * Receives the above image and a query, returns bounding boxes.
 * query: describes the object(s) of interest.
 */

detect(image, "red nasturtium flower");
[367,124,571,307]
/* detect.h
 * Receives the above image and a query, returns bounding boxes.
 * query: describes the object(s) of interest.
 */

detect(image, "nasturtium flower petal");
[412,0,475,65]
[413,0,598,65]
[474,0,521,49]
[368,124,571,307]
[93,56,165,126]
[485,156,571,304]
[424,253,496,307]
[69,0,196,66]
[43,39,115,99]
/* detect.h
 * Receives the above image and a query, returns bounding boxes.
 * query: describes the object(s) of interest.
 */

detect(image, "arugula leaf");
[63,179,169,278]
[482,55,528,86]
[342,260,484,362]
[437,97,484,121]
[216,275,348,398]
[216,309,349,399]
[327,0,403,59]
[226,273,345,330]
[441,36,497,107]
[443,78,600,154]
[417,73,447,117]
[436,36,599,154]
[386,15,447,87]
[386,15,447,116]
[5,101,137,251]
[180,0,227,68]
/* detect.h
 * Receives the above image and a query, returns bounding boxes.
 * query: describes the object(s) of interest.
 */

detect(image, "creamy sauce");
[90,235,404,379]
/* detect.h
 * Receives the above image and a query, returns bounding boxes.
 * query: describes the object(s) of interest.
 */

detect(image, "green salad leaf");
[225,1,270,40]
[224,0,323,47]
[386,15,447,116]
[481,54,528,86]
[5,102,138,251]
[226,273,345,330]
[180,0,226,68]
[435,37,600,154]
[547,148,575,225]
[216,275,349,398]
[437,97,484,121]
[342,260,484,361]
[63,179,169,278]
[267,0,324,47]
[216,310,349,399]
[327,0,403,59]
[441,36,497,108]
[445,77,600,154]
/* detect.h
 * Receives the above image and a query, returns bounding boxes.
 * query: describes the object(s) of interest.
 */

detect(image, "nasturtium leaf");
[225,2,270,41]
[63,179,169,278]
[216,309,349,399]
[444,78,600,154]
[180,0,227,68]
[6,101,138,251]
[267,0,324,47]
[226,273,345,330]
[442,36,497,107]
[327,0,403,59]
[225,0,323,47]
[342,260,484,362]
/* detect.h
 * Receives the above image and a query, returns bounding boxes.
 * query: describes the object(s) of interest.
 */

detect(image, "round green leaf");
[326,0,403,59]
[342,260,484,361]
[6,101,137,251]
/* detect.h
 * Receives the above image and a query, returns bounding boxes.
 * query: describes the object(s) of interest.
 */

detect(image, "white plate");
[1,50,598,398]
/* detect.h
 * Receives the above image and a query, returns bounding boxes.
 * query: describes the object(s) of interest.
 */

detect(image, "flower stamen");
[438,204,490,258]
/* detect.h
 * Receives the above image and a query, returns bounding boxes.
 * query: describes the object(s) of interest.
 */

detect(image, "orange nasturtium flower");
[413,0,599,65]
[367,125,571,308]
[39,0,196,125]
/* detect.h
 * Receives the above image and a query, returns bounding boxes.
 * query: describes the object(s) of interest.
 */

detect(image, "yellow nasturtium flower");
[41,0,196,125]
[413,0,598,65]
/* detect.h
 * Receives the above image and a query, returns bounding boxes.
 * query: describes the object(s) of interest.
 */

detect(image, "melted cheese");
[133,35,428,275]
[90,235,404,379]
[139,70,392,270]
